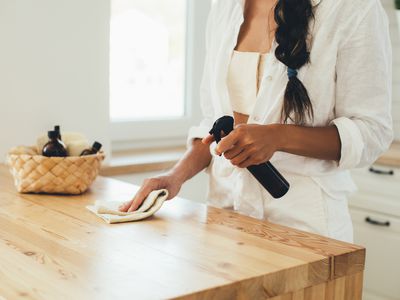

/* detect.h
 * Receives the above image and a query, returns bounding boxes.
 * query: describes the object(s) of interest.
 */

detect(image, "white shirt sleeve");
[330,1,393,170]
[185,5,216,149]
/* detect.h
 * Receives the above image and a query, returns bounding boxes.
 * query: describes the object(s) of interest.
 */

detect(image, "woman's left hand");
[203,123,283,168]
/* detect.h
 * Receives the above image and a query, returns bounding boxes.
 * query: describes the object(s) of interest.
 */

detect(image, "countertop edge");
[374,141,400,168]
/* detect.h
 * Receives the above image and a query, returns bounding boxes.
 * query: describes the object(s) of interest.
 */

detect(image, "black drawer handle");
[369,167,394,176]
[365,217,390,227]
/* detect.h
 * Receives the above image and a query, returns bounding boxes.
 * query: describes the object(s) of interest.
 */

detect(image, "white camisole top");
[227,50,269,115]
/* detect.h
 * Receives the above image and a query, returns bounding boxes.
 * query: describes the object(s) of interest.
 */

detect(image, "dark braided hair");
[274,0,314,125]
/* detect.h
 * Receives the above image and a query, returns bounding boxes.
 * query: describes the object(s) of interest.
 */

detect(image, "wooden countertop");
[0,165,365,300]
[375,141,400,168]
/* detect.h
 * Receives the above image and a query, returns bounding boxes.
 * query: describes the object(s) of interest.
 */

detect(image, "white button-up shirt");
[186,0,393,220]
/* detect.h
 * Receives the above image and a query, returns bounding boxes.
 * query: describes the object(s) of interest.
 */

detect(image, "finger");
[216,131,240,154]
[230,148,252,167]
[223,144,245,160]
[126,195,144,213]
[238,157,254,168]
[119,195,141,211]
[201,134,215,145]
[238,156,261,168]
[118,200,133,212]
[127,187,152,212]
[127,191,147,212]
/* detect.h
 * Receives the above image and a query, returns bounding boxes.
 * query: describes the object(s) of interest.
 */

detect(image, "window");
[110,0,186,121]
[110,0,211,150]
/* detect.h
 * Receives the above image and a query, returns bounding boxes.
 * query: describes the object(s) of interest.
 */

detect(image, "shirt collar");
[311,0,322,6]
[236,0,321,7]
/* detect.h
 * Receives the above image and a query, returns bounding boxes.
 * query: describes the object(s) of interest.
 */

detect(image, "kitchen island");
[0,164,365,300]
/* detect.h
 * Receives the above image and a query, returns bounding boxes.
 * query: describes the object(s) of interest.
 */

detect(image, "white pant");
[206,151,354,243]
[262,173,354,243]
[217,172,354,243]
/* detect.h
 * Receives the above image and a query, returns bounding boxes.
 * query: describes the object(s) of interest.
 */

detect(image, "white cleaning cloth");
[86,189,168,224]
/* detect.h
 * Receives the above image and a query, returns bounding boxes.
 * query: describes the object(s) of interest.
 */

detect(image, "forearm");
[167,138,212,183]
[277,124,341,161]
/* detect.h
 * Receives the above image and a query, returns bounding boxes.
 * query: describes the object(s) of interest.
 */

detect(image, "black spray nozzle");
[209,116,235,143]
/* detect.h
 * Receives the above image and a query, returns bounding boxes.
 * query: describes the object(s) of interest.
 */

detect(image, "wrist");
[269,123,289,152]
[164,167,188,185]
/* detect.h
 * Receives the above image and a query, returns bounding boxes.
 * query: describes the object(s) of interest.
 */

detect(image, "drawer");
[349,164,400,217]
[349,192,400,218]
[351,164,400,198]
[350,207,400,300]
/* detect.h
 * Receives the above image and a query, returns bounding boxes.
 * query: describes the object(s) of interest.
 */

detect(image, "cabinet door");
[350,165,400,217]
[350,208,400,300]
[352,165,399,197]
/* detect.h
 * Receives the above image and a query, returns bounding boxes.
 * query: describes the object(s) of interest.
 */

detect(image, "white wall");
[382,0,400,140]
[0,0,398,165]
[0,0,110,161]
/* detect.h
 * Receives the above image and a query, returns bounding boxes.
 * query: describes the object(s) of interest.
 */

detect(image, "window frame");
[110,0,211,151]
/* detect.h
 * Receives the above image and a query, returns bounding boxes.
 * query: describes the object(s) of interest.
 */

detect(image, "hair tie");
[287,67,298,79]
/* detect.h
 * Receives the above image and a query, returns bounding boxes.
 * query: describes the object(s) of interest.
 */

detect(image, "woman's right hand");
[118,173,183,213]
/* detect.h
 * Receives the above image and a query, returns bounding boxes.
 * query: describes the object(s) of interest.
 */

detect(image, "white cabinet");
[349,164,400,300]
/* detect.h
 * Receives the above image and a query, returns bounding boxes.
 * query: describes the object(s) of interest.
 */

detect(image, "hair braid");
[274,0,314,125]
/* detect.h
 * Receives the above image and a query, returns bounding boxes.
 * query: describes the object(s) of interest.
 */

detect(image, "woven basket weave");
[6,146,105,195]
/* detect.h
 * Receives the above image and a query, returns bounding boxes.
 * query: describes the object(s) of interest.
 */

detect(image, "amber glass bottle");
[80,141,102,156]
[42,131,68,157]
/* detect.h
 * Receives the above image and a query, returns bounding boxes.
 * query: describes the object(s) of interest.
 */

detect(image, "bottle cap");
[48,130,58,139]
[92,141,102,151]
[54,125,60,132]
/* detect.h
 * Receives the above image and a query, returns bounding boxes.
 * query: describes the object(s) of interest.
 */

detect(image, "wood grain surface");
[0,165,365,300]
[375,141,400,168]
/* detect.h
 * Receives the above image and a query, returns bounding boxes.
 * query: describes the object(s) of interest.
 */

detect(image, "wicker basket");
[6,146,105,195]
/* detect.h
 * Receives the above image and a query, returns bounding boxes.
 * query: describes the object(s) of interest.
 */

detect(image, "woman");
[119,0,393,243]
